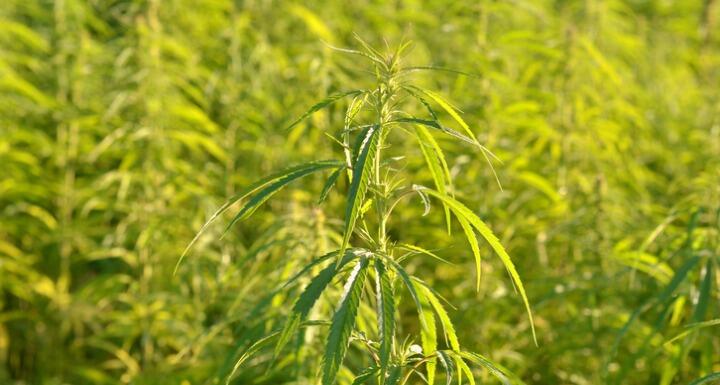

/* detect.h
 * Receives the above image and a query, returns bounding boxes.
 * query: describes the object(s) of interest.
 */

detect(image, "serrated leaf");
[458,352,512,385]
[417,283,438,385]
[382,256,427,330]
[406,86,477,144]
[437,350,455,385]
[415,124,453,233]
[274,250,359,358]
[339,125,381,262]
[319,165,346,203]
[223,160,344,235]
[417,282,459,352]
[176,160,342,273]
[322,257,370,385]
[374,259,395,373]
[415,186,537,345]
[286,90,364,130]
[455,214,482,292]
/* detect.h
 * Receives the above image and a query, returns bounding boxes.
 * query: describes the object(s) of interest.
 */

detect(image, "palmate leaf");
[286,90,364,131]
[322,257,370,385]
[374,259,395,373]
[339,125,381,262]
[414,185,537,345]
[175,159,342,273]
[223,160,344,235]
[274,250,360,358]
[404,85,478,144]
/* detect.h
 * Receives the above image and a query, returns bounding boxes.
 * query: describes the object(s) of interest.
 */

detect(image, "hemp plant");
[180,38,536,385]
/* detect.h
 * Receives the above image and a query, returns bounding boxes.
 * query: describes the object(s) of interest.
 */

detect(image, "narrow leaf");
[176,160,341,273]
[286,90,364,131]
[339,125,381,261]
[416,186,537,345]
[322,257,370,385]
[319,165,346,203]
[374,259,395,373]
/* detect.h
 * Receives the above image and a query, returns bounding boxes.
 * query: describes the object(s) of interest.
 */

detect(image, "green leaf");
[418,283,438,385]
[689,372,720,385]
[405,86,478,144]
[351,366,379,385]
[286,90,364,131]
[398,117,476,146]
[692,259,713,323]
[415,125,452,232]
[319,165,346,203]
[664,319,720,346]
[458,351,512,385]
[417,281,459,352]
[455,357,476,385]
[322,257,370,385]
[382,256,427,330]
[274,250,359,358]
[223,160,344,235]
[176,160,342,273]
[455,214,482,292]
[415,185,537,345]
[437,350,456,385]
[374,259,395,373]
[339,125,381,261]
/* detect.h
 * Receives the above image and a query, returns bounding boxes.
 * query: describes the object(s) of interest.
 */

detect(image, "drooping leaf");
[415,185,537,344]
[374,259,395,373]
[414,124,453,233]
[455,214,482,292]
[319,165,346,203]
[405,86,477,144]
[322,257,370,385]
[437,350,456,385]
[339,125,381,262]
[286,90,364,131]
[459,351,512,385]
[223,160,344,235]
[416,281,459,352]
[176,160,342,273]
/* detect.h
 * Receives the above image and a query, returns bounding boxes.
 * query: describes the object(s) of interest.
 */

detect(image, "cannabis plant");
[180,39,535,385]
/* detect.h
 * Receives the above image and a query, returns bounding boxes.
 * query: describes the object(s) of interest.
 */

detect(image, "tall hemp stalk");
[179,38,536,385]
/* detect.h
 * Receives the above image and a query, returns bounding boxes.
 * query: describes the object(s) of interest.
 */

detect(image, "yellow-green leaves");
[176,160,342,273]
[322,257,370,385]
[286,90,365,131]
[414,185,537,345]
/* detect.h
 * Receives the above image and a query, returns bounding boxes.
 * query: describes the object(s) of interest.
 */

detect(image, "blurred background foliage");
[1,0,719,384]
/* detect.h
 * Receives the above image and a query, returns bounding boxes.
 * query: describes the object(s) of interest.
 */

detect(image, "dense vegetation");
[1,1,719,384]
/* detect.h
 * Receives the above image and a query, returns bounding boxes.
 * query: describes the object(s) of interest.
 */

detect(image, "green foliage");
[1,0,719,384]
